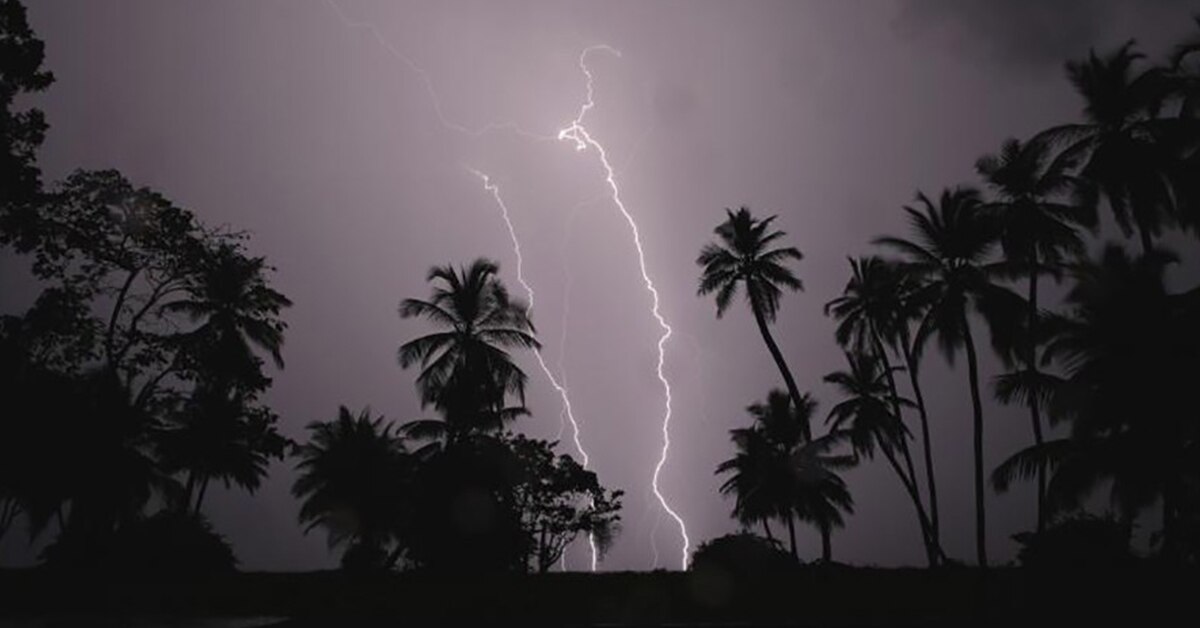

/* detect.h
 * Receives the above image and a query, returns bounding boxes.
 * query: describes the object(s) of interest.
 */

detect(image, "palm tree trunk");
[872,330,939,566]
[762,519,776,543]
[193,477,210,517]
[749,296,808,440]
[900,334,940,559]
[961,313,988,567]
[820,523,832,562]
[785,514,798,561]
[1027,269,1046,534]
[880,443,939,567]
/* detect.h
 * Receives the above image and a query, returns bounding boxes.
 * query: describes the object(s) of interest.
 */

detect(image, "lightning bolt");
[557,45,690,570]
[469,169,600,572]
[323,1,689,571]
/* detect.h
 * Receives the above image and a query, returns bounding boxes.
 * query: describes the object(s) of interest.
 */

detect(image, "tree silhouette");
[789,433,856,562]
[1039,41,1188,253]
[823,350,943,565]
[826,256,941,565]
[976,137,1089,532]
[507,434,623,572]
[161,241,292,515]
[0,0,54,211]
[993,245,1200,562]
[292,406,412,571]
[698,207,808,438]
[875,188,1013,566]
[717,389,852,561]
[398,259,539,440]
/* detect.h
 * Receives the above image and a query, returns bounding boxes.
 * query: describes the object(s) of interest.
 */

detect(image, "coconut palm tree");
[824,350,943,565]
[976,137,1089,532]
[717,389,853,561]
[292,406,412,570]
[716,413,790,546]
[789,433,856,562]
[698,207,808,438]
[875,187,1010,566]
[1039,41,1186,253]
[163,242,292,513]
[398,259,539,439]
[167,242,292,380]
[994,245,1200,562]
[826,256,941,562]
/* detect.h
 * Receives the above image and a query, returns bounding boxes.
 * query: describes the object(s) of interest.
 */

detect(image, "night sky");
[4,0,1198,571]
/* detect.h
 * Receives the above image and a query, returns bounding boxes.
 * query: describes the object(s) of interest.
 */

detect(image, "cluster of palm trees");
[291,260,622,572]
[703,30,1200,567]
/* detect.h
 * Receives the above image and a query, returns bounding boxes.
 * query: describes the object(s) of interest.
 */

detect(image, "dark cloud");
[894,0,1194,72]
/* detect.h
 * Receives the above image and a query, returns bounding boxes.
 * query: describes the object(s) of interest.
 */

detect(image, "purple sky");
[4,0,1198,571]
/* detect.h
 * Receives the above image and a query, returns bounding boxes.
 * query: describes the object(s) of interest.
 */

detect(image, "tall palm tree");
[993,245,1200,560]
[826,256,941,563]
[698,207,808,438]
[875,188,1007,566]
[976,137,1089,532]
[1040,41,1186,253]
[398,259,539,438]
[292,406,412,569]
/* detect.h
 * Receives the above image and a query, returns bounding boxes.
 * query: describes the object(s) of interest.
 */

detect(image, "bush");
[42,511,237,574]
[1014,513,1134,568]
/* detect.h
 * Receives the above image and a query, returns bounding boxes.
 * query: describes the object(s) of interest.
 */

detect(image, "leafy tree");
[0,0,54,210]
[507,434,622,573]
[697,207,809,439]
[398,259,539,439]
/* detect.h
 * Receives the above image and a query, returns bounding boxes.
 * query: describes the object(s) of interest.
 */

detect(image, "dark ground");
[1,566,1196,627]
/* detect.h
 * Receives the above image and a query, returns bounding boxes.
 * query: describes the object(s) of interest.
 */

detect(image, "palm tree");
[826,256,941,563]
[398,259,539,438]
[789,433,856,562]
[1040,41,1186,253]
[716,404,792,548]
[292,406,412,569]
[698,207,808,438]
[875,187,1009,566]
[976,137,1089,532]
[824,350,941,565]
[994,245,1200,561]
[164,242,292,513]
[168,242,292,380]
[717,389,852,561]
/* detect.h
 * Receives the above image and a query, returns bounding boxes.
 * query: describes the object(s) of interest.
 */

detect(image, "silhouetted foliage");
[698,207,809,439]
[291,406,412,572]
[716,389,853,562]
[0,0,53,210]
[826,258,943,565]
[398,259,539,439]
[1013,513,1134,569]
[691,532,795,575]
[41,511,236,574]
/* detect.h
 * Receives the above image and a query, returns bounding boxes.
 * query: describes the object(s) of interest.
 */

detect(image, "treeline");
[697,23,1200,569]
